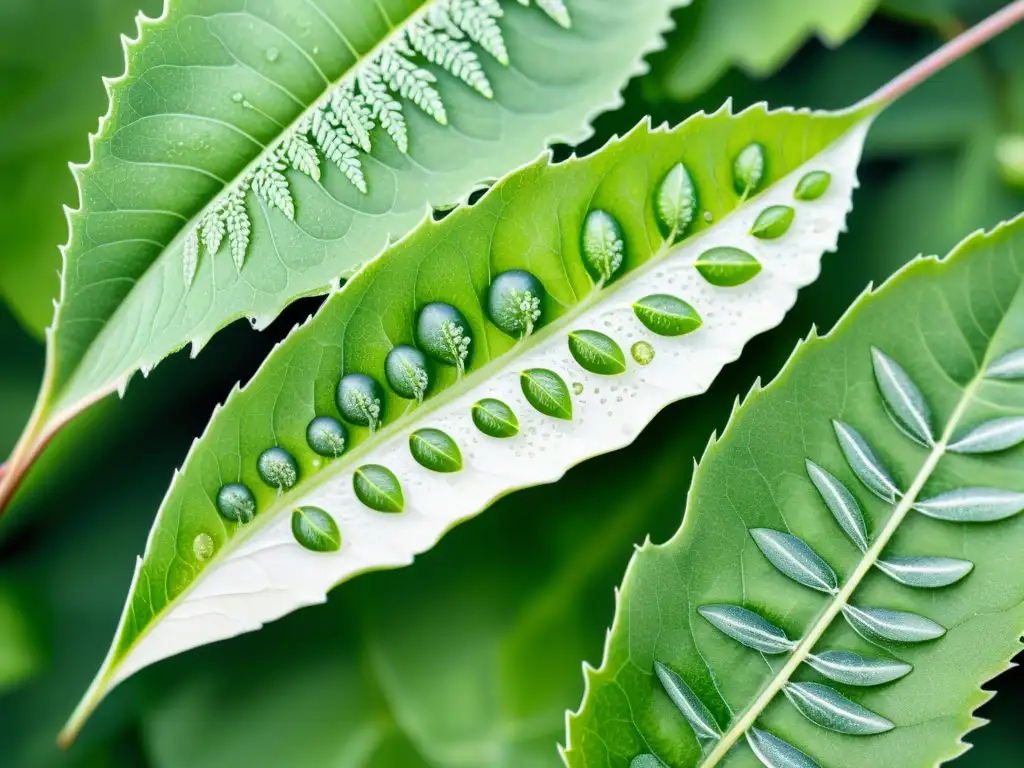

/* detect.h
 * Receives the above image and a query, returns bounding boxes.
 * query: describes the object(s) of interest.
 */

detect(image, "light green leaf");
[566,215,1024,767]
[4,0,687,505]
[653,0,878,101]
[65,101,880,739]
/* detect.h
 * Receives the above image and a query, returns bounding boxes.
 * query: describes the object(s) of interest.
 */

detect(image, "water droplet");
[215,483,256,524]
[703,211,713,223]
[995,133,1024,190]
[193,533,215,562]
[572,381,584,396]
[416,302,472,375]
[385,344,431,402]
[654,163,697,243]
[312,45,321,55]
[231,92,244,103]
[581,209,625,284]
[487,270,544,338]
[265,46,280,63]
[257,446,299,490]
[336,373,385,431]
[291,506,341,552]
[306,415,347,458]
[733,142,766,196]
[631,341,655,366]
[471,398,519,438]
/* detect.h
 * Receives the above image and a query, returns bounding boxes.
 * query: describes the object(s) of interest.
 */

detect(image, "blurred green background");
[1,1,1022,766]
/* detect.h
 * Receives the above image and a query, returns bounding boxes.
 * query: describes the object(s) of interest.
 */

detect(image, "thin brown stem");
[864,0,1024,108]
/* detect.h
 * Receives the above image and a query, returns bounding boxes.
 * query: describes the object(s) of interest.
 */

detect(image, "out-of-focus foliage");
[0,0,162,338]
[0,1,1021,767]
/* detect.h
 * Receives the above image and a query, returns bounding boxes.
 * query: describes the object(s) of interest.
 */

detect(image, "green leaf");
[9,0,687,492]
[695,246,762,287]
[409,428,463,473]
[631,295,702,337]
[291,506,343,552]
[567,331,627,376]
[566,215,1024,767]
[653,0,878,101]
[66,101,878,738]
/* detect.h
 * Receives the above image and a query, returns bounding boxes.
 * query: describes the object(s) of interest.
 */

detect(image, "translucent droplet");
[215,483,256,524]
[733,142,766,196]
[306,415,347,458]
[487,270,545,338]
[995,133,1024,190]
[581,209,625,284]
[265,46,280,63]
[336,373,385,431]
[257,446,299,490]
[572,381,584,396]
[416,302,472,375]
[193,533,215,562]
[631,341,655,366]
[231,92,244,103]
[385,344,431,402]
[703,211,713,223]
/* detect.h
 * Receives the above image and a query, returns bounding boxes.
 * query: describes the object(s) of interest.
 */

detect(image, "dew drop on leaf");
[265,46,280,63]
[385,344,431,402]
[805,459,869,551]
[746,728,821,768]
[306,415,347,458]
[336,373,385,431]
[986,348,1024,379]
[192,533,215,562]
[471,398,519,438]
[487,270,544,338]
[697,604,794,654]
[231,92,244,103]
[416,302,472,374]
[291,506,341,552]
[520,368,573,420]
[733,142,766,196]
[793,171,832,201]
[581,209,625,284]
[632,294,702,336]
[750,528,837,593]
[876,556,973,588]
[653,662,721,743]
[257,446,299,490]
[805,650,912,687]
[572,381,584,396]
[695,246,761,287]
[913,487,1024,522]
[352,465,404,513]
[631,341,655,366]
[842,604,945,644]
[568,330,627,375]
[215,483,256,524]
[750,205,794,239]
[654,162,697,243]
[630,756,664,768]
[783,682,894,735]
[948,416,1024,454]
[870,347,933,447]
[409,428,463,473]
[832,421,901,503]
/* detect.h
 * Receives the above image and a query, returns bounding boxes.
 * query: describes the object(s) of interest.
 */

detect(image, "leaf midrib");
[51,0,438,413]
[700,282,1020,766]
